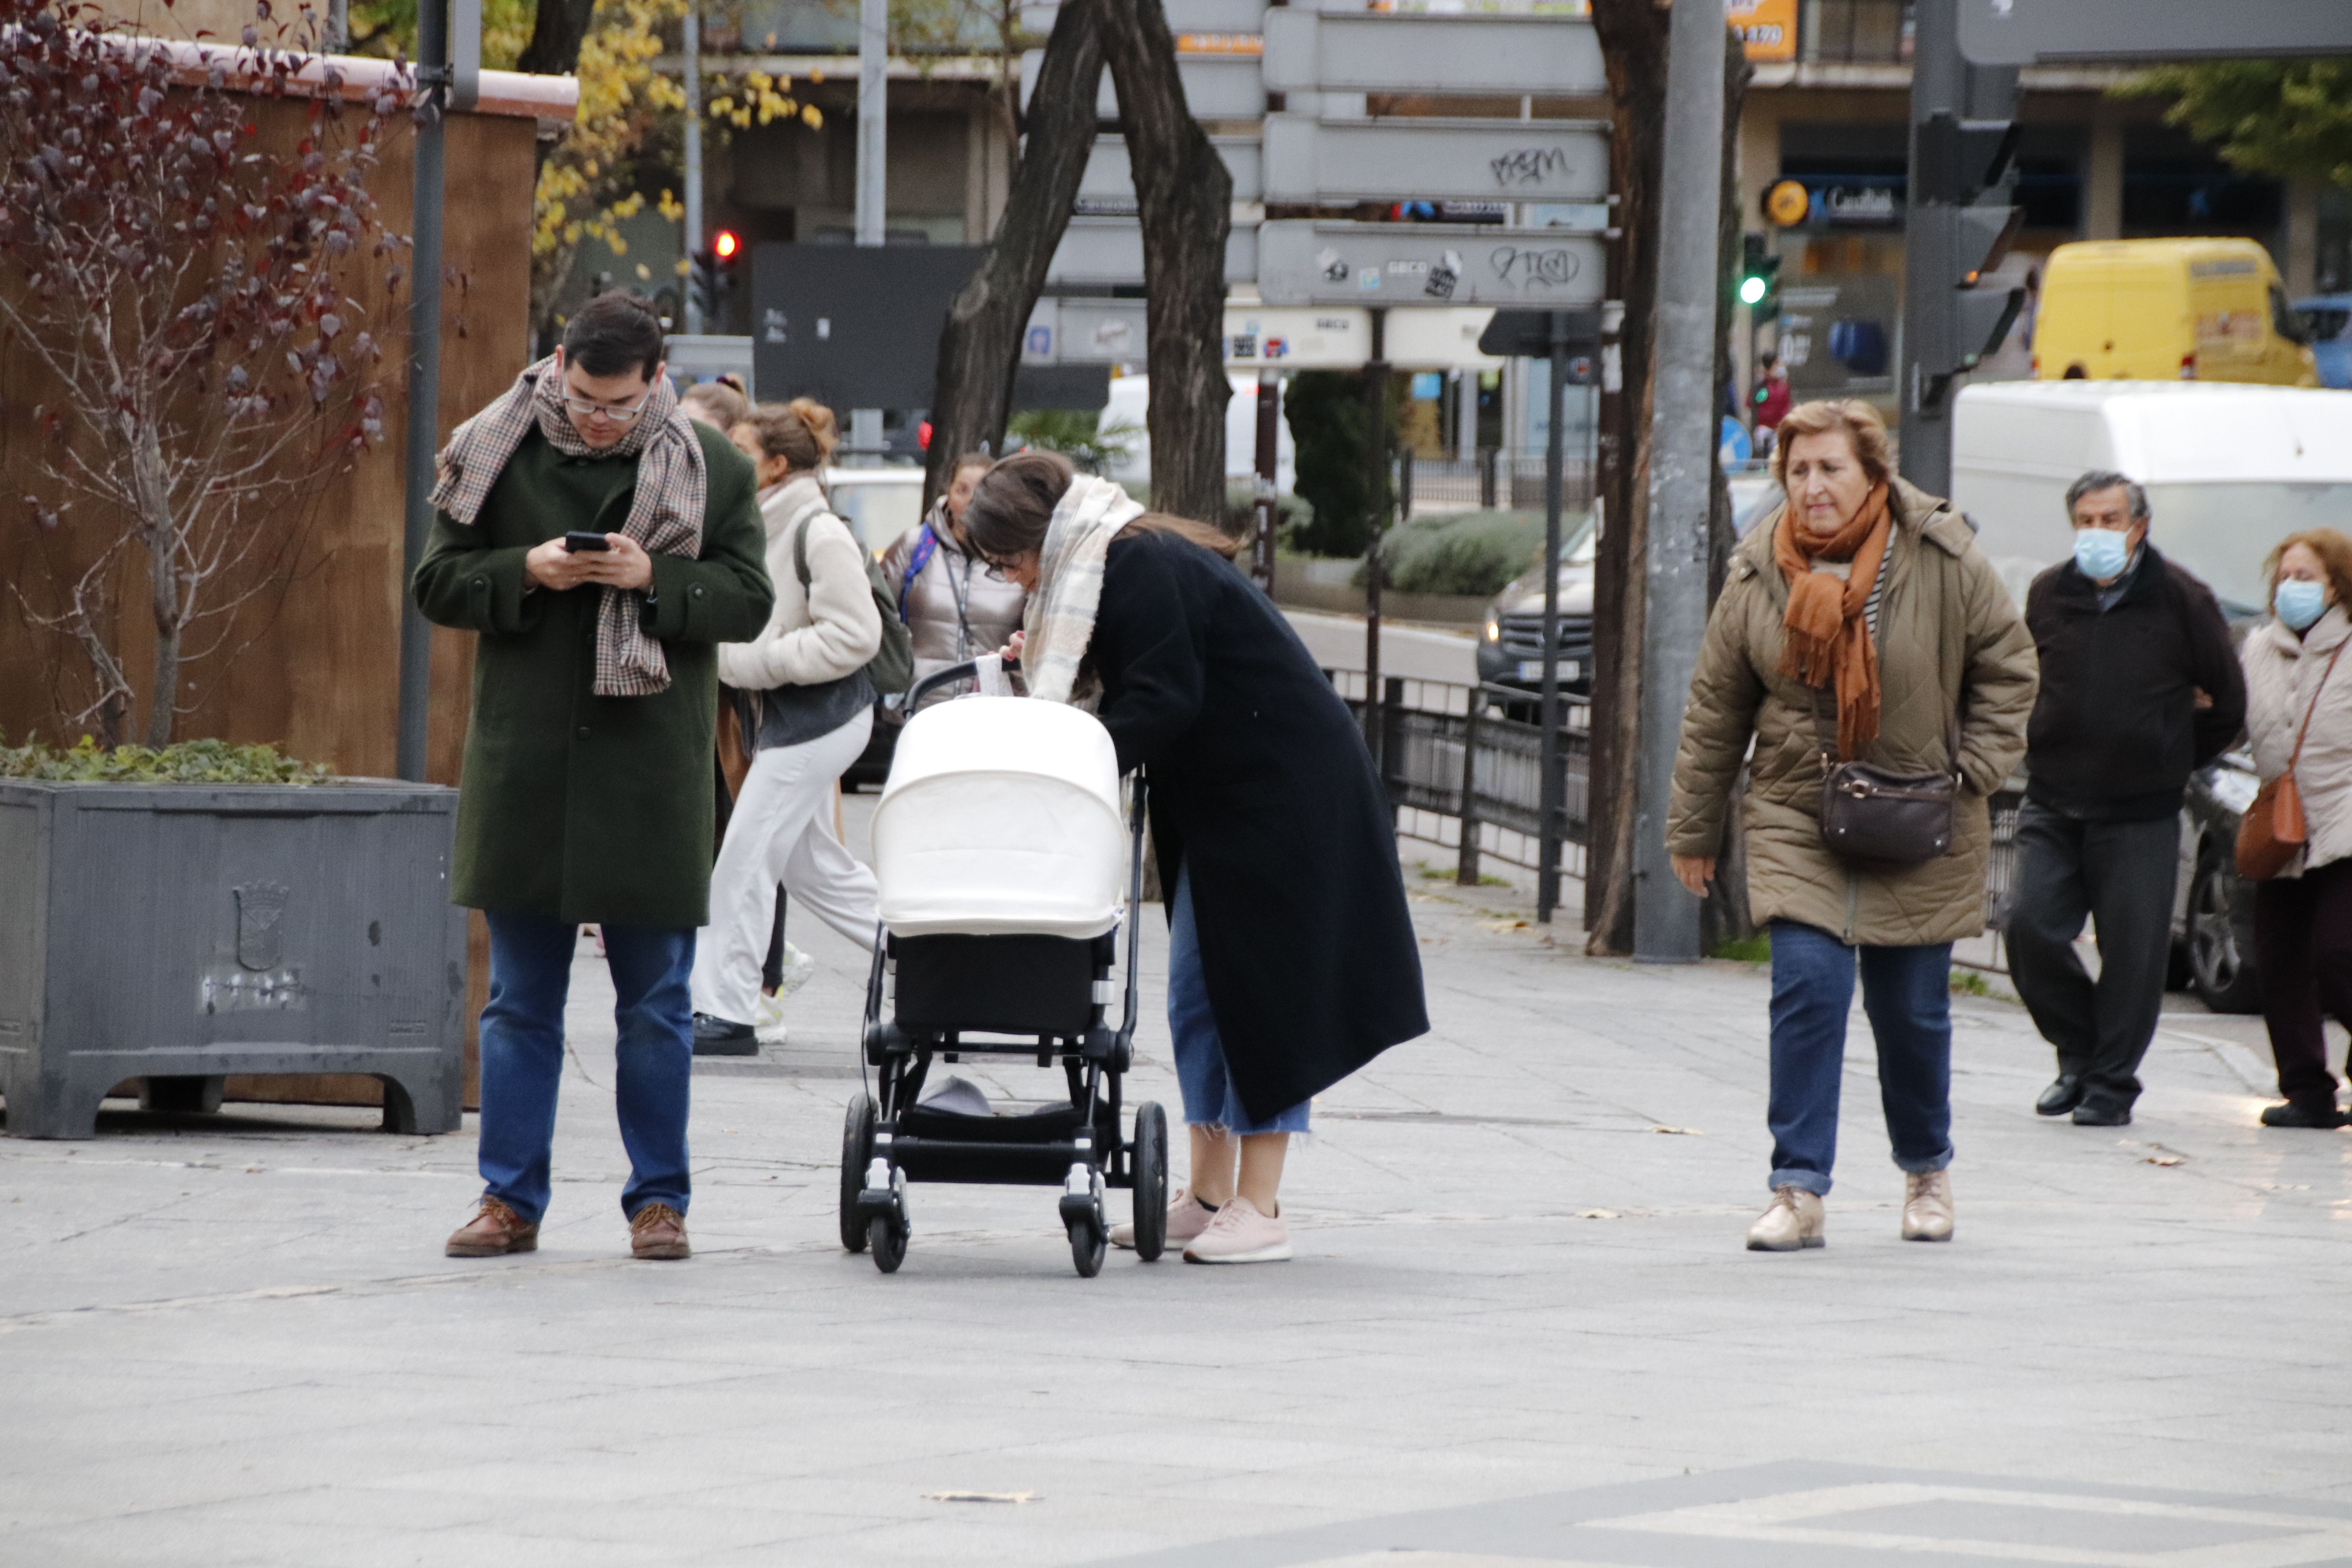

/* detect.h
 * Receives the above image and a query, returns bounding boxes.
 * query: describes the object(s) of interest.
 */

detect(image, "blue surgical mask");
[2072,527,2131,582]
[2275,579,2328,632]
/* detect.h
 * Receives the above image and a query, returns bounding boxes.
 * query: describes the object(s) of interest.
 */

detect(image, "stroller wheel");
[1131,1102,1169,1262]
[840,1094,877,1253]
[869,1214,907,1273]
[1067,1204,1107,1278]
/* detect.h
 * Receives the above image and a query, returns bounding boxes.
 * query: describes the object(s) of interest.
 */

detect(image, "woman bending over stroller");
[961,452,1428,1263]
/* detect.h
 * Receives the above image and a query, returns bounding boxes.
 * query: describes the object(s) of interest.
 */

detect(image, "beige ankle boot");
[1745,1185,1825,1251]
[1902,1169,1954,1242]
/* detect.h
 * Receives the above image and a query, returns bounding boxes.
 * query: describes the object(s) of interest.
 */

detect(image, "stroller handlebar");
[904,661,982,710]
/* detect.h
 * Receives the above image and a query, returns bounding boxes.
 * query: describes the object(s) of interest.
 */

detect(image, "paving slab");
[2,805,2348,1567]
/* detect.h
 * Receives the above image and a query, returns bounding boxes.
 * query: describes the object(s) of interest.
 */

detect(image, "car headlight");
[1483,617,1500,643]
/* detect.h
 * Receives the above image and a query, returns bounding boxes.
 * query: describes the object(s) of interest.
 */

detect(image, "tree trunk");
[1582,0,1670,956]
[1098,0,1232,524]
[518,0,597,82]
[925,0,1107,507]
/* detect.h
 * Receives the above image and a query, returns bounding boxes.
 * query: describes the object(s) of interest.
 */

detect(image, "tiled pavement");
[2,809,2346,1567]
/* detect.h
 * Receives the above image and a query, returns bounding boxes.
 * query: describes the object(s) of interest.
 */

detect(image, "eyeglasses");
[562,391,650,424]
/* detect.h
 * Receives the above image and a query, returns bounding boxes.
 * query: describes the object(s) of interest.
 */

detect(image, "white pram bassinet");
[846,666,1167,1281]
[870,695,1126,939]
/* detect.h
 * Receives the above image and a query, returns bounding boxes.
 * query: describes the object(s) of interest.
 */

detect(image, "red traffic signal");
[711,229,741,262]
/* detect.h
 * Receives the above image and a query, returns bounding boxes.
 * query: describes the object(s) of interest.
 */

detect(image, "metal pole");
[1535,315,1566,924]
[681,0,702,334]
[1362,307,1387,760]
[1252,370,1279,592]
[851,0,887,461]
[1455,689,1482,886]
[394,0,448,784]
[1630,0,1726,962]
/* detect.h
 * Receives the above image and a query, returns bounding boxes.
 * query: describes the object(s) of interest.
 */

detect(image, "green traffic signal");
[1739,274,1769,306]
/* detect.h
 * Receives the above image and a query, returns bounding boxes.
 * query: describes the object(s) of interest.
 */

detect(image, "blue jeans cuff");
[1893,1148,1954,1176]
[1769,1169,1832,1197]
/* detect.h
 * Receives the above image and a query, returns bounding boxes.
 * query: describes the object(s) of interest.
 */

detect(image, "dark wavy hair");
[962,449,1241,562]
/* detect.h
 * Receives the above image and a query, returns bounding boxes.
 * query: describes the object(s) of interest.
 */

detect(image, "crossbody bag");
[1812,691,1963,866]
[2237,637,2348,881]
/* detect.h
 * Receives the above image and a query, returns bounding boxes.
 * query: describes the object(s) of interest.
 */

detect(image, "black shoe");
[691,1013,757,1056]
[2035,1074,2084,1117]
[2072,1100,2132,1127]
[2259,1101,2350,1129]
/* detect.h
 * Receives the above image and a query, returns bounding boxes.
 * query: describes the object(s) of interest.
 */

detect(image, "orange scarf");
[1774,484,1891,760]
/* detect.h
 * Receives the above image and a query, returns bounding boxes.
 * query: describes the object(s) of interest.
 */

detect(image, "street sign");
[1261,10,1605,96]
[748,243,984,411]
[1957,0,2352,64]
[1020,0,1262,36]
[1076,134,1263,214]
[1224,307,1372,369]
[1384,307,1506,372]
[1476,309,1604,359]
[1020,49,1263,120]
[1258,221,1606,309]
[1261,116,1608,205]
[1727,0,1797,63]
[1046,217,1260,286]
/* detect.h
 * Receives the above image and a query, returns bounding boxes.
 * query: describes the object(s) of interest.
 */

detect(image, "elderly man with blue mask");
[2008,471,2247,1126]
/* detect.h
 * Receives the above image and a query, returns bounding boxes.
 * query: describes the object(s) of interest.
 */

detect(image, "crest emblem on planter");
[234,883,290,972]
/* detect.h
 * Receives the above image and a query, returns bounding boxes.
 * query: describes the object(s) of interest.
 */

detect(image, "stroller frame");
[843,664,1168,1277]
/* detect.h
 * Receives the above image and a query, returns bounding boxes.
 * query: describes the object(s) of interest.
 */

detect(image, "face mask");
[2275,579,2328,632]
[2072,527,2131,581]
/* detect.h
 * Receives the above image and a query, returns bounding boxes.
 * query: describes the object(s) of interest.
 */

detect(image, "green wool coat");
[412,422,774,929]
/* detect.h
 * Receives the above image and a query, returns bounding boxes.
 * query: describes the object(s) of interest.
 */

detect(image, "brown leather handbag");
[2238,639,2347,881]
[1813,695,1962,866]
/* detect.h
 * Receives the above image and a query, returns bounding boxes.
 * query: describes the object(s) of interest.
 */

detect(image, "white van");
[1099,372,1298,493]
[1952,381,2352,615]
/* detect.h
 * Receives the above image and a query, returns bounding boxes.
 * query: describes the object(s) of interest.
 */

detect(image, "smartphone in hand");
[563,531,613,553]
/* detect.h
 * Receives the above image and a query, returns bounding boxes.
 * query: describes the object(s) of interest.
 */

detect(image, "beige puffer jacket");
[1667,478,2039,946]
[2242,604,2352,875]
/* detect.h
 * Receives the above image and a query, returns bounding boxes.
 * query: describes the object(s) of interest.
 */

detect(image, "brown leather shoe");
[446,1196,538,1258]
[629,1202,690,1260]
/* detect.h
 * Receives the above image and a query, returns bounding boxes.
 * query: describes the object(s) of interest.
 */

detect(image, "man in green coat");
[413,293,773,1263]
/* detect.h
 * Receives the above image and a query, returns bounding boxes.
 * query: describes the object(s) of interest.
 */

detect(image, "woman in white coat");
[690,403,883,1050]
[2241,528,2352,1129]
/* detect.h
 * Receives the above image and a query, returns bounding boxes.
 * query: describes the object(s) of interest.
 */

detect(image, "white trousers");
[691,707,878,1025]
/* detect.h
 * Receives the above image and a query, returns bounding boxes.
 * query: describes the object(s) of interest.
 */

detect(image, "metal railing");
[1324,666,2033,963]
[1397,451,1598,517]
[1328,671,1588,901]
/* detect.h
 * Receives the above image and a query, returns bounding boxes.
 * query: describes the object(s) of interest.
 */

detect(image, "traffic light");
[1737,234,1780,317]
[689,228,742,326]
[1908,111,2024,413]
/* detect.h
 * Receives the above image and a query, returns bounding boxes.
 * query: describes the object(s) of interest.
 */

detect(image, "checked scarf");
[1020,474,1143,706]
[431,355,708,697]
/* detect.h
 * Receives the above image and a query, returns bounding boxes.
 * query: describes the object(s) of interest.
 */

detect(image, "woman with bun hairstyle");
[960,451,1428,1264]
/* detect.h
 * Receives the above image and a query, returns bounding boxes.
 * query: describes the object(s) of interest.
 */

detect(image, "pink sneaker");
[1110,1185,1218,1250]
[1181,1195,1292,1264]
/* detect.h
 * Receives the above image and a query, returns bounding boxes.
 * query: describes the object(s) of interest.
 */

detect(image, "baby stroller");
[843,661,1167,1277]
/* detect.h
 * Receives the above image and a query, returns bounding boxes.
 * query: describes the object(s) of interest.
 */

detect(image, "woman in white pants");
[691,403,882,1051]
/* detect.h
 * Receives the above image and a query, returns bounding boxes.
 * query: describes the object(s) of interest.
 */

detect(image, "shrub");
[1223,482,1316,541]
[1284,370,1397,558]
[1355,510,1549,597]
[0,735,329,785]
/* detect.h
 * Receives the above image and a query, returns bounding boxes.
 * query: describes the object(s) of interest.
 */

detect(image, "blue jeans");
[1169,864,1309,1135]
[1766,920,1954,1196]
[477,911,696,1225]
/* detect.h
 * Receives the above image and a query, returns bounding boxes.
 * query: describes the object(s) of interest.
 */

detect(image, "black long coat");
[1089,529,1428,1120]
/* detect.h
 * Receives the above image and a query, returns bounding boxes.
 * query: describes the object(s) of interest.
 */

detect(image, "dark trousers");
[2254,857,2352,1112]
[2006,801,2181,1110]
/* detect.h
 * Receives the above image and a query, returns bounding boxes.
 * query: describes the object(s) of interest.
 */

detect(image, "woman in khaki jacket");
[2241,528,2352,1130]
[1667,401,2036,1252]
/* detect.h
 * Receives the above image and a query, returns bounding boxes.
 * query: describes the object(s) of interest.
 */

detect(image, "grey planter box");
[0,779,467,1140]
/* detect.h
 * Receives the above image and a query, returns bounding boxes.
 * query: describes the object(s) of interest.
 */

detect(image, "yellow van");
[2033,238,2318,386]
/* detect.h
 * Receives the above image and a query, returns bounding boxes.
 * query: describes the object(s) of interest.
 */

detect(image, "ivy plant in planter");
[0,740,466,1139]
